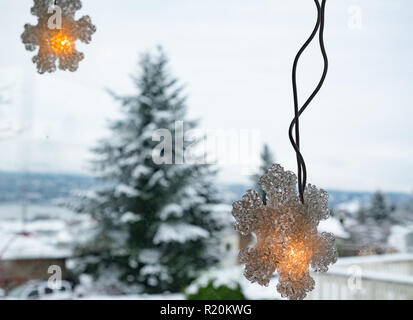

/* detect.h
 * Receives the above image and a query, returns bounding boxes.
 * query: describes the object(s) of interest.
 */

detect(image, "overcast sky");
[0,0,412,192]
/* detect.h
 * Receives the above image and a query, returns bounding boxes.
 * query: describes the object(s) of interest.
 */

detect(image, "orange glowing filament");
[278,239,313,277]
[49,31,73,55]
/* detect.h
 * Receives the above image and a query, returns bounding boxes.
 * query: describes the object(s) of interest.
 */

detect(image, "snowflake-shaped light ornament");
[21,0,96,74]
[232,164,337,300]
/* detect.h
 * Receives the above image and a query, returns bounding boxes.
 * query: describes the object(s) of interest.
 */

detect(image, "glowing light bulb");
[232,164,337,300]
[279,239,313,278]
[21,0,96,73]
[50,31,73,55]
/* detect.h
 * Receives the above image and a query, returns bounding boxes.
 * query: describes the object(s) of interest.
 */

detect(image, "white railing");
[306,253,413,300]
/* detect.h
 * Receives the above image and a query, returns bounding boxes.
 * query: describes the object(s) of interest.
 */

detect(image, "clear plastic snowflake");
[232,164,337,300]
[21,0,96,74]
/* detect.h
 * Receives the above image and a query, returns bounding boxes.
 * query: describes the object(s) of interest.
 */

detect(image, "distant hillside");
[0,172,96,204]
[224,184,412,209]
[0,172,411,209]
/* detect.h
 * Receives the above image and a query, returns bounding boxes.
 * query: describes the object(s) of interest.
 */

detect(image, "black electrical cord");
[289,0,321,203]
[289,0,328,204]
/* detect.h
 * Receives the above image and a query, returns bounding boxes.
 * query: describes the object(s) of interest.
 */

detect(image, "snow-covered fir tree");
[368,191,394,222]
[72,47,224,294]
[250,144,275,204]
[346,191,396,254]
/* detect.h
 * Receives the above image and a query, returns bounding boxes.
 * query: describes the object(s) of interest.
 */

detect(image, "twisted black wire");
[289,0,321,203]
[289,0,328,203]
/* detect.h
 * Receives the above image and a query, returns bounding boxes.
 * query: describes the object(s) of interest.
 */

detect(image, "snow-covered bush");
[185,267,246,300]
[186,280,245,300]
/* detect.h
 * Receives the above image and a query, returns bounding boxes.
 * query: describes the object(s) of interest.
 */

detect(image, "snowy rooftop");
[335,199,361,214]
[318,217,349,239]
[0,233,72,261]
[0,205,95,261]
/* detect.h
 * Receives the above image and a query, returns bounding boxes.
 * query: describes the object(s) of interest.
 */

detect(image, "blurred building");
[0,256,68,292]
[0,207,89,292]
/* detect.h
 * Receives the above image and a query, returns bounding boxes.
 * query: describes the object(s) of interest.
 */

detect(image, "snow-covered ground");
[0,204,94,260]
[78,293,184,300]
[76,267,281,300]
